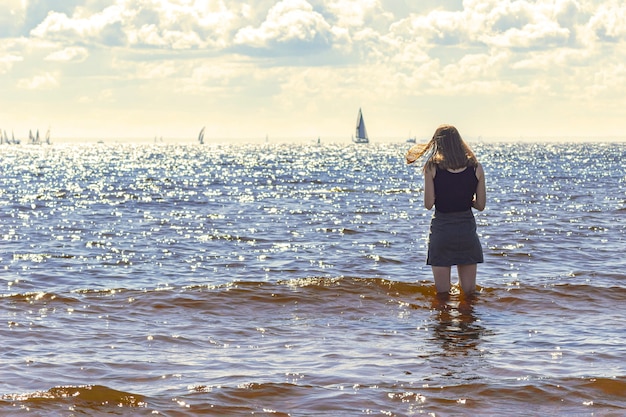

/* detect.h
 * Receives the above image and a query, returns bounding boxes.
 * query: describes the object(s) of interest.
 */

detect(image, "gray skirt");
[427,210,483,266]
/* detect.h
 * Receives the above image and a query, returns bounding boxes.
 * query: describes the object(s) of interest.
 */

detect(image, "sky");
[1,0,625,142]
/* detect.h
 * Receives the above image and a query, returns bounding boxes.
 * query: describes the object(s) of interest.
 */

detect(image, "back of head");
[405,124,477,169]
[431,125,476,170]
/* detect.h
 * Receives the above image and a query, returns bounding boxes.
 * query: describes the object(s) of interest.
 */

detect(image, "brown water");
[1,142,625,416]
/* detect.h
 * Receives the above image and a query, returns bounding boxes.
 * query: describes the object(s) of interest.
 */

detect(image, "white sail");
[198,126,205,144]
[353,108,369,144]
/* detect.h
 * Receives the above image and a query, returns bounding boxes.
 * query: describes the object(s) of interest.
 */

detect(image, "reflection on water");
[430,293,485,356]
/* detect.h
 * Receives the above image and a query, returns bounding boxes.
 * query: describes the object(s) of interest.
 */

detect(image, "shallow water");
[1,142,625,416]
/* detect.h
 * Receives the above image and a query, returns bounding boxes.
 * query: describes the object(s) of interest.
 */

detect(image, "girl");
[406,125,486,295]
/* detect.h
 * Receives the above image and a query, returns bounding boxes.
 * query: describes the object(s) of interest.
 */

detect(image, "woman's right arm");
[424,164,435,210]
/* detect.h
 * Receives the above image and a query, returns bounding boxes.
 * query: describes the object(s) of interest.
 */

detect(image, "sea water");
[1,141,625,416]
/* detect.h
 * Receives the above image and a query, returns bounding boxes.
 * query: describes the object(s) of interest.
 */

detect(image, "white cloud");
[323,0,385,27]
[30,0,244,49]
[44,46,89,61]
[588,1,626,41]
[125,0,241,49]
[481,20,571,49]
[233,0,335,52]
[30,5,127,45]
[390,0,576,49]
[130,24,204,48]
[0,53,23,74]
[17,72,59,89]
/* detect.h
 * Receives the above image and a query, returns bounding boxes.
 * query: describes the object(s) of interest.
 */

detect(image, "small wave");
[580,376,626,397]
[2,385,146,413]
[407,377,626,414]
[8,277,625,319]
[278,276,433,297]
[1,291,79,304]
[485,282,626,311]
[0,277,434,317]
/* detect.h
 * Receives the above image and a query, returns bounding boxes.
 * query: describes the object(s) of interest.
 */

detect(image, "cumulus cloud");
[29,0,243,50]
[479,0,573,49]
[390,0,576,50]
[233,0,336,53]
[588,1,626,41]
[482,20,571,49]
[30,5,127,45]
[126,0,241,49]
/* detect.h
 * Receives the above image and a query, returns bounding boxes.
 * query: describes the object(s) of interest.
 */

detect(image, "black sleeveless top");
[433,165,478,213]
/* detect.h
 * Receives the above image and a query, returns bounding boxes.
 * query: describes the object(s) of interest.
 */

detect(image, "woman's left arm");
[473,163,486,211]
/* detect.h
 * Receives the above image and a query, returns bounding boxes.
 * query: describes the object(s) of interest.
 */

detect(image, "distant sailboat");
[198,126,205,145]
[45,129,51,145]
[352,108,369,144]
[4,130,15,145]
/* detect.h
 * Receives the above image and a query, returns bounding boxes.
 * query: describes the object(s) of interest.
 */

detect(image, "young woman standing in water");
[406,125,486,295]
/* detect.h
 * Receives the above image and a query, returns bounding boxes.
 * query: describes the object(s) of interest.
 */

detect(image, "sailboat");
[198,126,205,144]
[352,108,369,144]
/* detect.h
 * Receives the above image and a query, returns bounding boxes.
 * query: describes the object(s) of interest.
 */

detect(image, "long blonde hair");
[406,124,477,171]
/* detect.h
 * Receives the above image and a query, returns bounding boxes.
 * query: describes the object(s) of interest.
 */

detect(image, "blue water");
[1,141,625,416]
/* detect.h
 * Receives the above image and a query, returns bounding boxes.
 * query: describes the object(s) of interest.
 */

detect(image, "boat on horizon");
[1,130,21,145]
[198,127,205,145]
[352,108,369,144]
[28,129,38,145]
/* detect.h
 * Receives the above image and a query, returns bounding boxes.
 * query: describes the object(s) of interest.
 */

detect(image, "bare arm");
[472,163,486,211]
[424,164,436,210]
